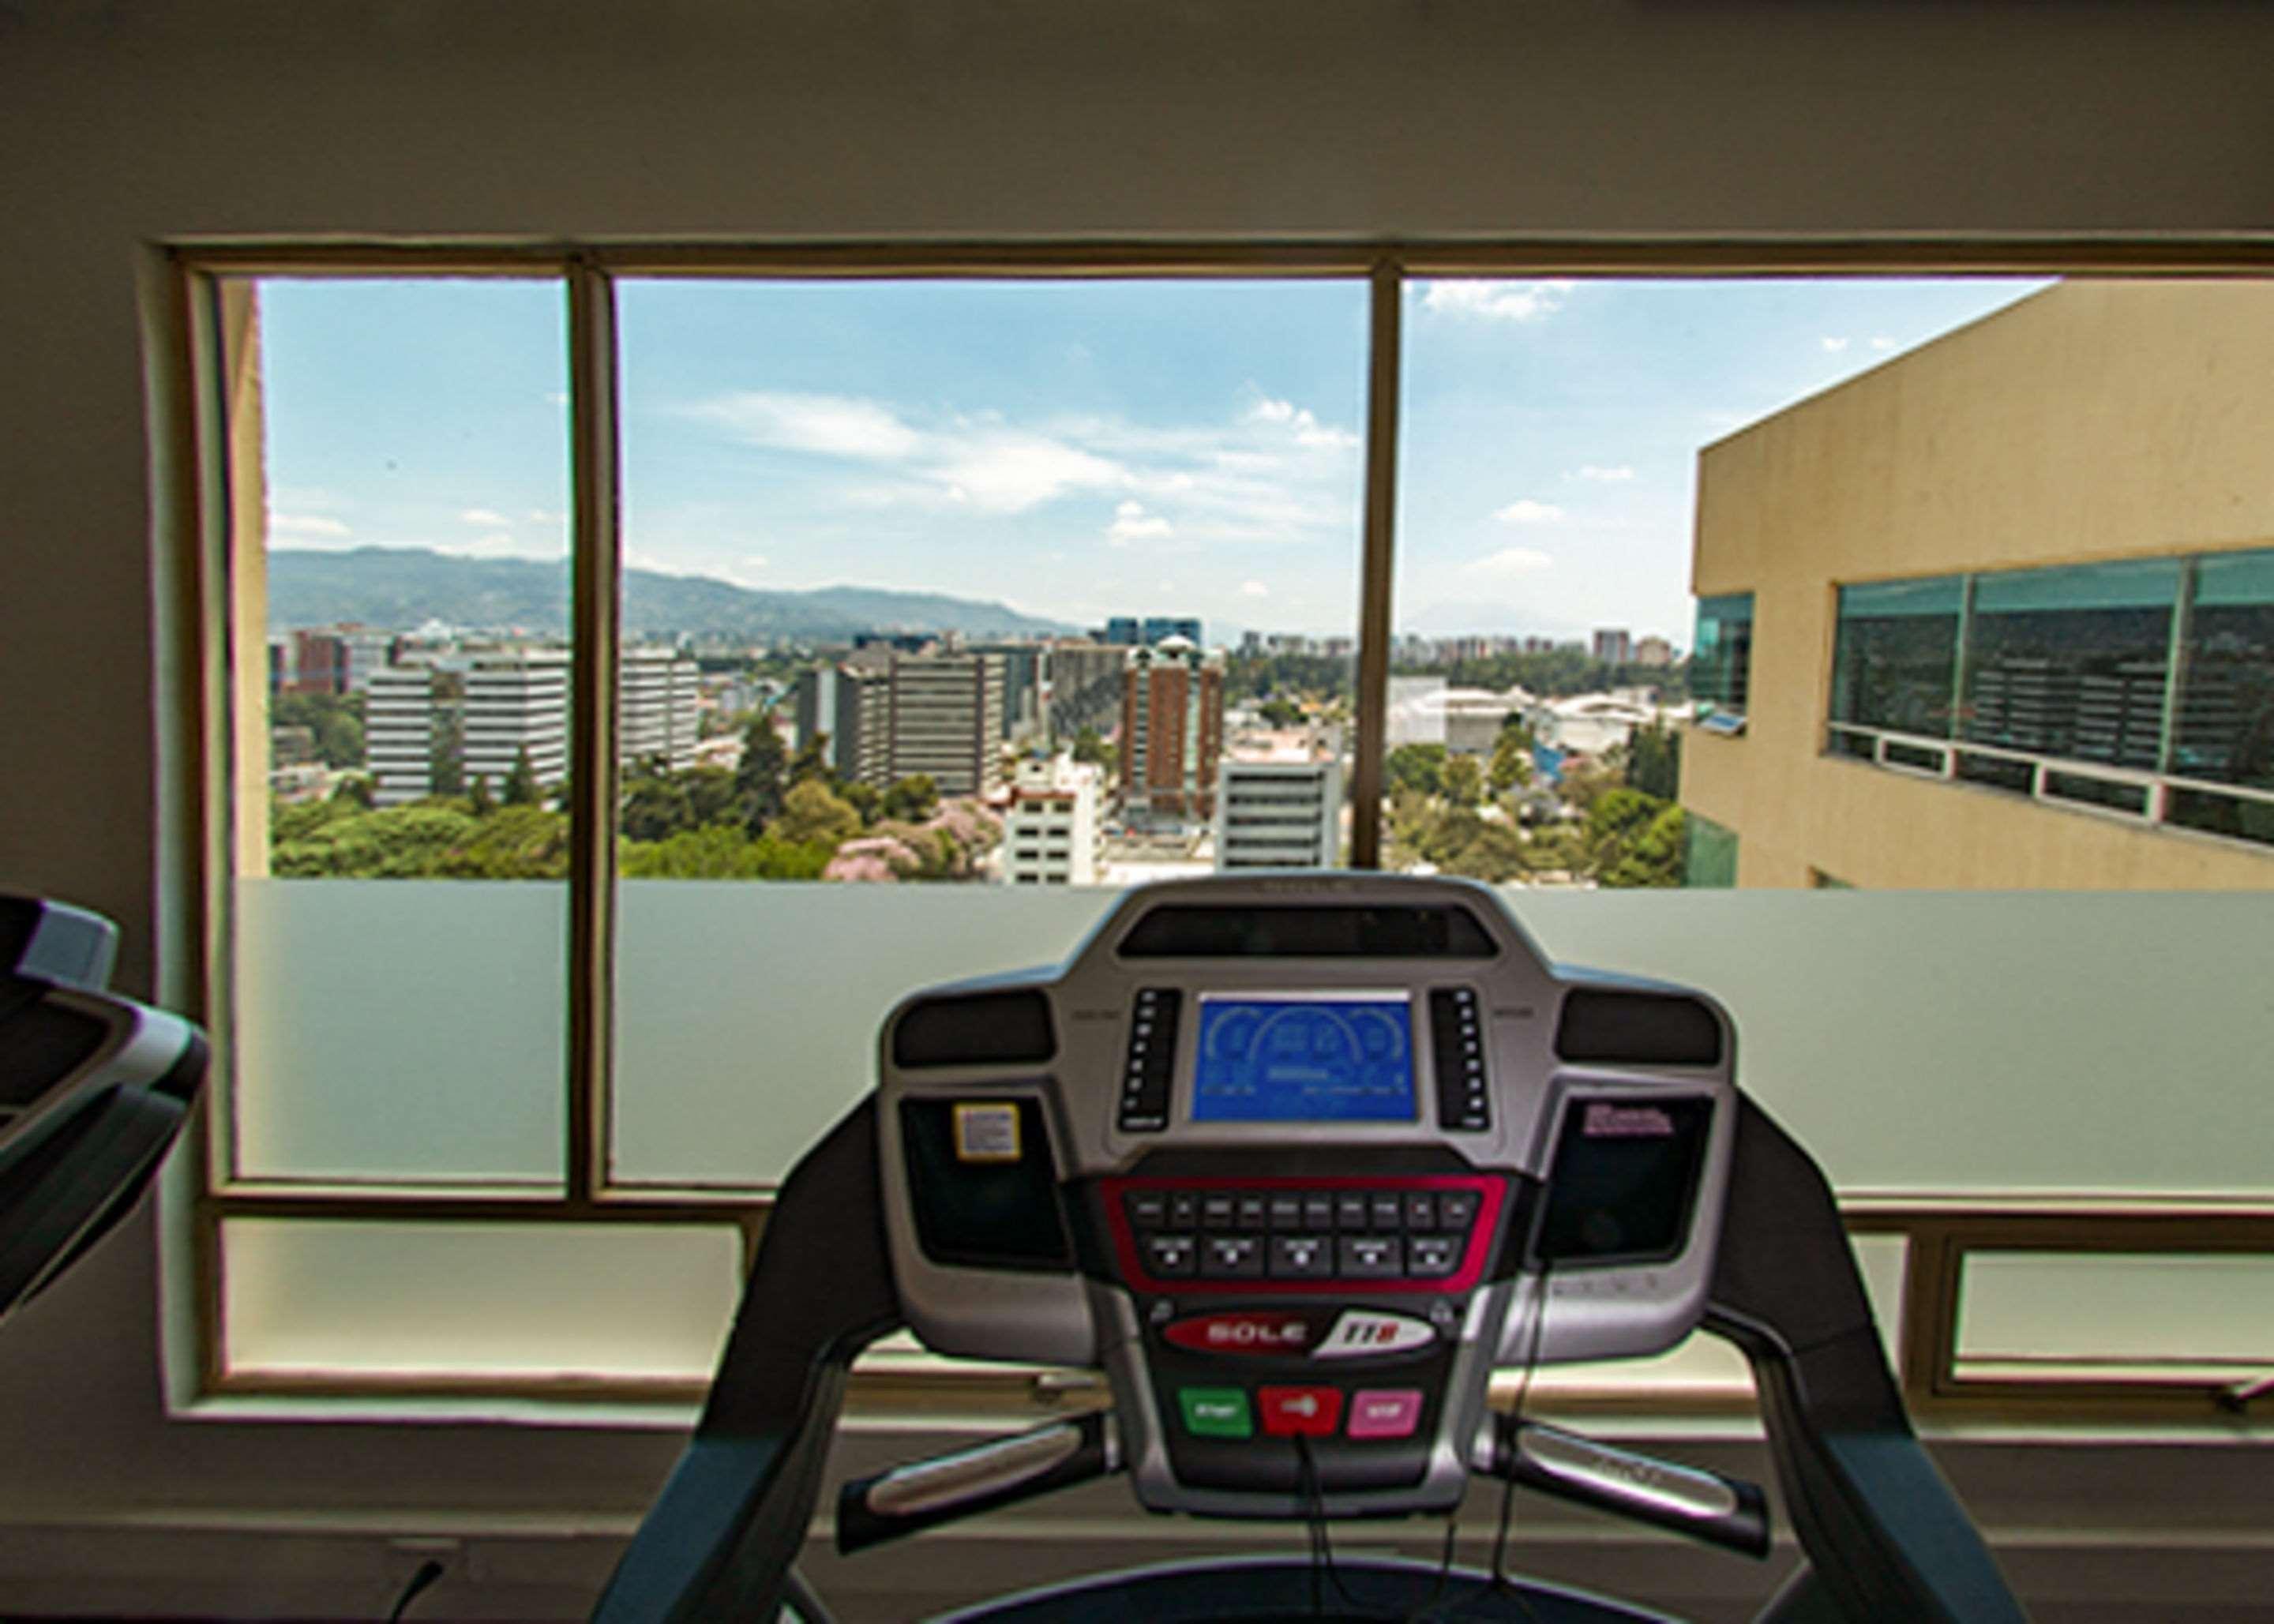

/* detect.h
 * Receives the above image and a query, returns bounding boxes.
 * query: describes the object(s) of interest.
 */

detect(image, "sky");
[258,274,2047,647]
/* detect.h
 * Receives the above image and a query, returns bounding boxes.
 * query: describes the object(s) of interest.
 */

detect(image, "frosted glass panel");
[1957,1252,2274,1366]
[1507,891,2274,1198]
[234,879,565,1183]
[613,883,1118,1185]
[223,1220,740,1379]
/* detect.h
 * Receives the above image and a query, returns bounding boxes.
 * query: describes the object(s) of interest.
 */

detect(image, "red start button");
[1163,1311,1316,1355]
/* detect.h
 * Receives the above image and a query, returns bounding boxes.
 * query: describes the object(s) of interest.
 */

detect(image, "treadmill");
[598,874,2026,1622]
[0,895,208,1325]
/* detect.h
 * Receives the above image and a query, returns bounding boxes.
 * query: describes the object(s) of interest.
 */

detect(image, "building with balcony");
[1683,280,2274,889]
[618,646,700,775]
[1120,636,1223,825]
[363,666,437,806]
[887,651,1007,797]
[793,662,892,789]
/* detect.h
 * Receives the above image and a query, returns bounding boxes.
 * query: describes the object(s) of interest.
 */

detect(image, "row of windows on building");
[1694,547,2274,850]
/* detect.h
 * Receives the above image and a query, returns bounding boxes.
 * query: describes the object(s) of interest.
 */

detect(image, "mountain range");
[265,546,1079,643]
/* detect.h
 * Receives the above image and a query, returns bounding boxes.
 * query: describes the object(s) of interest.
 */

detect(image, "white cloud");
[692,391,925,459]
[1574,464,1634,483]
[938,430,1127,514]
[1248,396,1359,450]
[1419,279,1574,323]
[527,508,563,523]
[1493,499,1566,526]
[1821,336,1852,353]
[1462,546,1555,581]
[1241,580,1270,598]
[459,507,514,527]
[437,530,565,562]
[1107,499,1174,544]
[1869,336,1897,352]
[269,512,351,538]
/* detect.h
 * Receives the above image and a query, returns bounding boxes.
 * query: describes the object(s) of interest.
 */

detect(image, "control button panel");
[1429,986,1491,1131]
[1103,1176,1505,1296]
[1119,988,1180,1133]
[1173,1382,1427,1444]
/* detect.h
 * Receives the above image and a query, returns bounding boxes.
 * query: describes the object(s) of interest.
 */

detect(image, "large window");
[1690,592,1754,725]
[1827,552,2274,846]
[190,257,2274,1419]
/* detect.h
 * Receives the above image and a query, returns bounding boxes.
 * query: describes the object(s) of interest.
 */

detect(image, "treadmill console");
[878,875,1737,1520]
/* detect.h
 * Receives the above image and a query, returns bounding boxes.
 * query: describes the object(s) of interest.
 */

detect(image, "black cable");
[386,1558,445,1623]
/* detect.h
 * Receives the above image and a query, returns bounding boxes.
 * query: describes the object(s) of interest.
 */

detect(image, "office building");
[1593,628,1633,665]
[1683,281,2274,890]
[1120,636,1223,824]
[793,663,892,788]
[1214,756,1342,871]
[1045,639,1129,741]
[1000,757,1101,886]
[1634,636,1675,669]
[364,666,436,806]
[618,647,701,774]
[887,651,1007,797]
[463,650,570,793]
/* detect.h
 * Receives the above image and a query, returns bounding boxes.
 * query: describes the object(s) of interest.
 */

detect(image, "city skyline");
[257,275,2047,647]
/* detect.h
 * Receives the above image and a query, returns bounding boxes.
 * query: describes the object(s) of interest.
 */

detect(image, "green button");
[1178,1386,1252,1438]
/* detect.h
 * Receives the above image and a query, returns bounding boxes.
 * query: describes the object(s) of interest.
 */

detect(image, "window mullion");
[567,259,622,1206]
[1349,261,1403,868]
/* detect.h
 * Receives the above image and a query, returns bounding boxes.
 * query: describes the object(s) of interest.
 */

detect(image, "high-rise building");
[887,651,1007,797]
[971,642,1047,742]
[1593,628,1634,665]
[794,662,893,788]
[1214,756,1342,871]
[1120,636,1223,824]
[1000,757,1101,886]
[1634,635,1675,668]
[463,650,570,793]
[619,646,701,774]
[365,666,437,806]
[1045,639,1129,741]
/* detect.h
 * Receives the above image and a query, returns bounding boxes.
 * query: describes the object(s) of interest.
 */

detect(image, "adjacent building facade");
[1683,281,2274,889]
[364,666,437,806]
[793,662,892,788]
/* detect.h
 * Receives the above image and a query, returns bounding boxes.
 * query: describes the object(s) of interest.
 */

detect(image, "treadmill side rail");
[1705,1096,2028,1624]
[591,1097,902,1623]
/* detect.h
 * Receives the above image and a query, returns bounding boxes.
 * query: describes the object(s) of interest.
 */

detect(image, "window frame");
[169,239,2274,1423]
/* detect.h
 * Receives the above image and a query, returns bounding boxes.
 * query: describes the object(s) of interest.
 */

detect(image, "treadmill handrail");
[591,1098,903,1622]
[1705,1096,2028,1623]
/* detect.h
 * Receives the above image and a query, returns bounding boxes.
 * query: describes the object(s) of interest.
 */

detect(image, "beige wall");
[1686,282,2274,889]
[7,1,2274,1612]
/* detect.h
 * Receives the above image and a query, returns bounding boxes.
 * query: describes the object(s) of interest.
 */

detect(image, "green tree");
[735,714,790,832]
[881,773,940,823]
[466,773,495,817]
[1441,821,1531,884]
[789,733,836,787]
[1600,803,1687,888]
[1489,720,1537,797]
[437,804,569,879]
[841,780,882,825]
[774,778,861,849]
[331,774,375,810]
[1626,718,1683,801]
[1258,696,1305,728]
[1385,742,1448,799]
[1584,787,1669,879]
[1071,726,1113,770]
[501,746,542,808]
[272,691,366,769]
[1443,754,1485,808]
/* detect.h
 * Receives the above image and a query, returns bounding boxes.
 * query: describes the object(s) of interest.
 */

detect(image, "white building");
[1386,675,1447,747]
[1000,757,1100,886]
[1214,755,1343,872]
[364,666,436,806]
[1529,690,1672,758]
[620,646,700,774]
[464,650,570,793]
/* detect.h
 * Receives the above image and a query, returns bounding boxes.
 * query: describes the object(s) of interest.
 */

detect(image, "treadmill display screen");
[1189,994,1416,1123]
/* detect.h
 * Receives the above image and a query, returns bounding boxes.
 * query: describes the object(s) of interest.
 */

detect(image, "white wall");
[6,2,2274,1616]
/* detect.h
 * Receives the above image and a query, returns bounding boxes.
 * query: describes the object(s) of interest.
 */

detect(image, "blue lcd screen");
[1189,995,1416,1123]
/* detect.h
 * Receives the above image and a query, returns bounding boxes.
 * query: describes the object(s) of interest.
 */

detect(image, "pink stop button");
[1345,1388,1424,1440]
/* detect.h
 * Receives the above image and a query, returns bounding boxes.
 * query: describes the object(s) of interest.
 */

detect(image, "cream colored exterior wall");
[1684,280,2274,889]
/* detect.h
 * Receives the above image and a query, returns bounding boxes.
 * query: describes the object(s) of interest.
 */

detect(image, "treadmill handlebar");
[1472,1413,1771,1561]
[836,1412,1121,1557]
